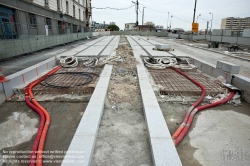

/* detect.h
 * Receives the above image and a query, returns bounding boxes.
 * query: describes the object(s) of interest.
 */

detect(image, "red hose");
[25,66,62,166]
[174,90,235,146]
[25,88,45,166]
[171,67,206,139]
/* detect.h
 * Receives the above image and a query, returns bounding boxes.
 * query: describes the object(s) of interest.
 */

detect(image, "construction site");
[0,31,250,166]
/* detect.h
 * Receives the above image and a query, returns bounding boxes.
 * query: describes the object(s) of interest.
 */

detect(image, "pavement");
[151,36,250,78]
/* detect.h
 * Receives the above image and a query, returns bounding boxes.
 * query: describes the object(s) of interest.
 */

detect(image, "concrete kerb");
[185,53,250,103]
[61,64,113,166]
[0,57,57,104]
[127,35,183,166]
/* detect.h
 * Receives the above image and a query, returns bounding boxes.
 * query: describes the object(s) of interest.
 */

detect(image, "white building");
[221,17,250,33]
[124,23,136,31]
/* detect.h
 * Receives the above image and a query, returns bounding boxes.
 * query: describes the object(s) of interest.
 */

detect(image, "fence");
[0,22,90,40]
[0,33,92,60]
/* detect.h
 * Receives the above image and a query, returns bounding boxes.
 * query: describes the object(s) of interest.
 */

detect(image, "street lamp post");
[142,7,146,25]
[196,14,201,23]
[169,15,173,30]
[209,12,213,34]
[209,12,213,41]
[167,12,169,30]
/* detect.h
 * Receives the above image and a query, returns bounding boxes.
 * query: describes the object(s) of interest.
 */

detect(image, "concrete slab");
[150,138,182,166]
[74,105,104,136]
[61,135,95,166]
[144,106,172,138]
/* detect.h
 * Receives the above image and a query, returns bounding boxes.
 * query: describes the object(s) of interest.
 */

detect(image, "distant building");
[124,23,136,31]
[155,25,164,32]
[0,0,92,39]
[171,28,185,34]
[221,17,250,33]
[137,25,156,32]
[110,22,116,25]
[91,21,110,31]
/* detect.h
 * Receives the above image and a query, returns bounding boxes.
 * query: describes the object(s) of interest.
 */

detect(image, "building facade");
[124,23,136,31]
[0,0,92,39]
[137,25,156,32]
[221,17,250,33]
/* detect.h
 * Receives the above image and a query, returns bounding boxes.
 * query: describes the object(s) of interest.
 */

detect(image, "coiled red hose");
[174,90,235,146]
[171,67,207,139]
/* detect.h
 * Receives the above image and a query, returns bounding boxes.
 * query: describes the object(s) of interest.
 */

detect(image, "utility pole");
[132,0,139,26]
[205,21,209,39]
[209,12,213,41]
[192,0,197,34]
[142,7,145,25]
[136,0,139,26]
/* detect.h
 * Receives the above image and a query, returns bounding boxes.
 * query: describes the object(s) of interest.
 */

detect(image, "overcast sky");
[92,0,250,31]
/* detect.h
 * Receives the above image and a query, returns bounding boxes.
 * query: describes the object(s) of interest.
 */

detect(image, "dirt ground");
[159,100,250,166]
[92,36,153,166]
[0,101,87,166]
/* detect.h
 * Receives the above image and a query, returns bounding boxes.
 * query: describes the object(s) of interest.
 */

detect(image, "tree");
[107,24,120,31]
[144,21,155,27]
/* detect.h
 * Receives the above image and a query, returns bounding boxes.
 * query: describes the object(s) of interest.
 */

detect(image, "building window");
[73,5,75,17]
[45,0,49,5]
[79,9,81,20]
[57,0,60,10]
[29,13,37,27]
[66,1,69,14]
[46,18,52,29]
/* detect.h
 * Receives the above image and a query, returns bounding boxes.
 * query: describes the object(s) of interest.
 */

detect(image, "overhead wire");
[140,0,178,6]
[139,4,191,23]
[92,5,134,10]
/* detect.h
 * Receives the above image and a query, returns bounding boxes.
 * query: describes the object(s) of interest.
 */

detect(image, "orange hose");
[27,66,62,166]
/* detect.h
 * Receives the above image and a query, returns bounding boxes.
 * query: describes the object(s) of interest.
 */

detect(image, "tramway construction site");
[0,32,250,166]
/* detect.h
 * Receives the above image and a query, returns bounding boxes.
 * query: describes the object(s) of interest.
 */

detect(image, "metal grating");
[32,67,103,95]
[148,68,224,96]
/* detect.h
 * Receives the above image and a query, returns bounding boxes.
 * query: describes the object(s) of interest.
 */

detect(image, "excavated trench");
[92,36,153,166]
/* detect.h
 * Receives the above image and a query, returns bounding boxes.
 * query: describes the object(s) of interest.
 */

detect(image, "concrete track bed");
[92,36,153,166]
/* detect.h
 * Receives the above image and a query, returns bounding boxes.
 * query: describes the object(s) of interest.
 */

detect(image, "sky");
[91,0,250,31]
